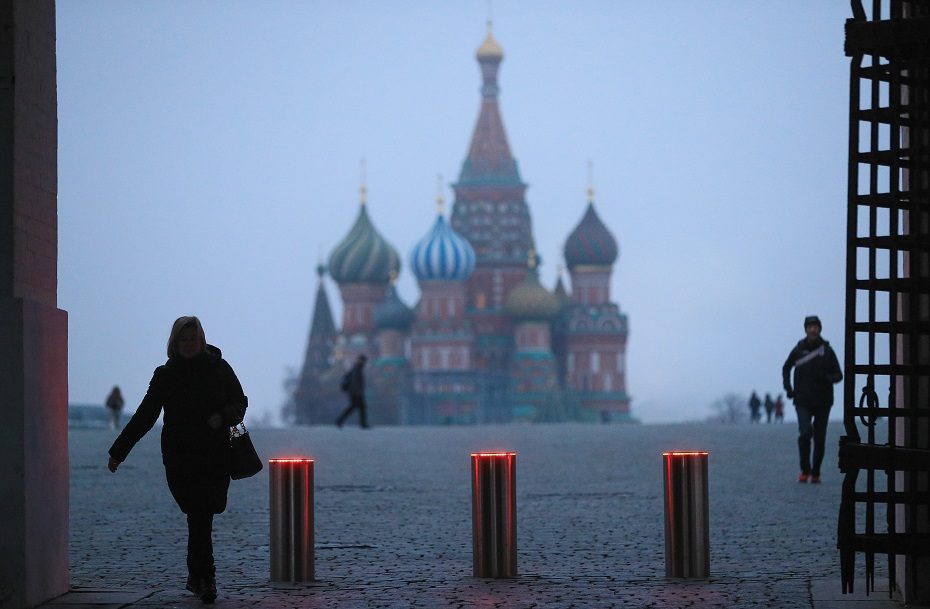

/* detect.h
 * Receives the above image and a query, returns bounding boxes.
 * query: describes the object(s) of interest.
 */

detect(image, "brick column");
[0,1,69,608]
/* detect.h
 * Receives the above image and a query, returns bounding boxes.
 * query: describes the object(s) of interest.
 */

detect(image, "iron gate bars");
[839,0,930,599]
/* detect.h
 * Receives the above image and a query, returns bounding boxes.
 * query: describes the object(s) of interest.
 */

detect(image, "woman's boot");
[185,574,203,596]
[201,575,217,604]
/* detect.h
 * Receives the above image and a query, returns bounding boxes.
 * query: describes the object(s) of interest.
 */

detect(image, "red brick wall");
[1,0,58,306]
[339,283,386,334]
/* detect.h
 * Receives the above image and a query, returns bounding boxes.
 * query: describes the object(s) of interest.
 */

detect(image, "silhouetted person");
[107,316,248,604]
[748,391,762,423]
[337,355,369,429]
[763,393,775,423]
[105,385,125,430]
[782,315,842,483]
[774,393,785,422]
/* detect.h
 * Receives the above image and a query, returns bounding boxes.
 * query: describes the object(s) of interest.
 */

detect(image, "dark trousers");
[336,393,368,428]
[187,512,215,577]
[795,403,831,476]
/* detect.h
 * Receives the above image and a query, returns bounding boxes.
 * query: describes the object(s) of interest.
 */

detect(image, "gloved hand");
[786,389,794,400]
[222,403,246,426]
[207,413,223,430]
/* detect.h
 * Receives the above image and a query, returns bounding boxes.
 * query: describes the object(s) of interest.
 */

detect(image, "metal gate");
[838,0,930,600]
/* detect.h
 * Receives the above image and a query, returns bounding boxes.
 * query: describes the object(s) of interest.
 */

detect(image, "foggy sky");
[57,1,852,424]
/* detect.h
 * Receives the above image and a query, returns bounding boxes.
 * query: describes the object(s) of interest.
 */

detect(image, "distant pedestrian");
[763,393,775,423]
[105,385,125,430]
[107,316,248,604]
[782,315,842,484]
[748,391,762,423]
[774,394,785,422]
[337,354,369,429]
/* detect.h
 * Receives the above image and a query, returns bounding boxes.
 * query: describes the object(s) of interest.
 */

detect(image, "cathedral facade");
[288,28,632,426]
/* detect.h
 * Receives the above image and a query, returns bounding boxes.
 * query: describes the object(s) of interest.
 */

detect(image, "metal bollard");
[662,451,709,578]
[471,452,517,578]
[269,458,314,582]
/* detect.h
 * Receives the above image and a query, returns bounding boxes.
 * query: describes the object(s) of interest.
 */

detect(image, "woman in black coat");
[108,316,247,604]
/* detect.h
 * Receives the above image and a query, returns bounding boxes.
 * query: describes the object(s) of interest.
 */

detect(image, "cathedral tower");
[505,252,561,421]
[369,275,415,424]
[327,184,400,364]
[290,265,342,425]
[409,194,478,423]
[561,188,631,421]
[450,24,536,421]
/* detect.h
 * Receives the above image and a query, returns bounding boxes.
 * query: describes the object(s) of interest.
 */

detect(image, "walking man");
[764,393,775,423]
[748,391,762,423]
[782,315,843,483]
[105,385,125,431]
[336,355,369,429]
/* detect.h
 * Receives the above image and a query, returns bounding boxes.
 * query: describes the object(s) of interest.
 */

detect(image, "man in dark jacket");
[782,315,843,483]
[336,355,369,429]
[748,391,762,423]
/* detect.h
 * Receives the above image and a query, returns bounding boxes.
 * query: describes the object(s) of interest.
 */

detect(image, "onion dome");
[563,198,618,270]
[328,202,400,284]
[476,22,504,61]
[374,281,415,331]
[410,211,476,282]
[505,252,561,320]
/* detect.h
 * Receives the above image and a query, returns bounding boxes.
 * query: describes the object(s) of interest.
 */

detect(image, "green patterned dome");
[328,205,400,284]
[505,267,561,320]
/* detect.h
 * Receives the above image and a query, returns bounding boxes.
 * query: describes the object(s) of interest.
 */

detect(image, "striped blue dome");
[410,214,476,281]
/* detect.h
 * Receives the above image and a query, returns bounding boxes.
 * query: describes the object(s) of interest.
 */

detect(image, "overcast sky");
[57,1,852,424]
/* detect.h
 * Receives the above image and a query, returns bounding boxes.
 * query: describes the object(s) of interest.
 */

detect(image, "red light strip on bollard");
[268,458,315,463]
[471,452,517,457]
[662,452,709,457]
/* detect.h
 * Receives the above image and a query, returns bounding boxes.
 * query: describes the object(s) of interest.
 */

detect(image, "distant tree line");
[706,392,749,424]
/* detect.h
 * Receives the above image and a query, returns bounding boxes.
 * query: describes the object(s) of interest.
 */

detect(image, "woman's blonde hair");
[167,316,207,358]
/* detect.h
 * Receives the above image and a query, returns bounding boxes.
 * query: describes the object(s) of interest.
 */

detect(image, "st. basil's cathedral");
[288,26,632,425]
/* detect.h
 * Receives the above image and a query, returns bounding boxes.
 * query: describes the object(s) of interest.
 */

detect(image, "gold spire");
[436,173,445,215]
[587,159,595,204]
[359,157,367,206]
[527,248,537,270]
[476,20,504,60]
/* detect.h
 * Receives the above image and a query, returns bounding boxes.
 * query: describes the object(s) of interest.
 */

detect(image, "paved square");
[65,421,893,608]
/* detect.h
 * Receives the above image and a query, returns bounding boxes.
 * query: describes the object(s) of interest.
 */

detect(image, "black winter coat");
[343,363,365,396]
[782,337,842,409]
[109,345,247,514]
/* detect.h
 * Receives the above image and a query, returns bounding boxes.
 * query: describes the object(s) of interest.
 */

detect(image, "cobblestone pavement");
[56,421,900,608]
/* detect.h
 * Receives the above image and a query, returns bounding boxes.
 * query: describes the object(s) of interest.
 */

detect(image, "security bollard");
[269,458,314,582]
[662,451,709,578]
[471,452,517,578]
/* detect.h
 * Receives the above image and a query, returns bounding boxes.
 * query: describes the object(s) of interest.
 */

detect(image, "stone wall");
[0,1,69,607]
